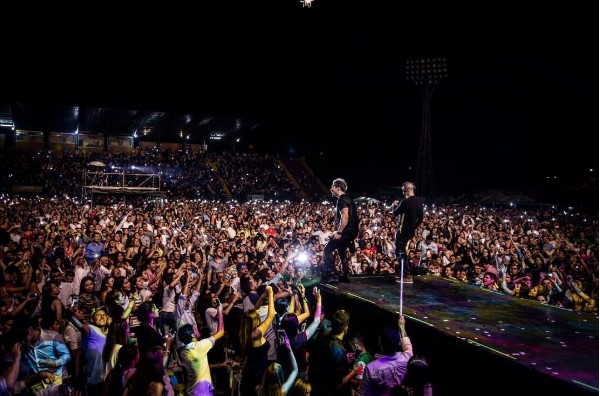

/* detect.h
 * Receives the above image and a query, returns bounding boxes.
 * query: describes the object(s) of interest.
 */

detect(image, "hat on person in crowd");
[236,262,247,272]
[91,305,108,317]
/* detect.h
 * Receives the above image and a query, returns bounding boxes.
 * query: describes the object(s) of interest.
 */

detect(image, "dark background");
[1,0,597,205]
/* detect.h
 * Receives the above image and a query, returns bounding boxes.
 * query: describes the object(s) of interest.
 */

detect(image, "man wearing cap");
[66,305,109,396]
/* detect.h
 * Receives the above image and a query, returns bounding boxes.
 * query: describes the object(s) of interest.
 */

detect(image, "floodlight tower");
[405,58,447,202]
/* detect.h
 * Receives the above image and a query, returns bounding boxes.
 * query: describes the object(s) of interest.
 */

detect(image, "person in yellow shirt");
[178,298,224,395]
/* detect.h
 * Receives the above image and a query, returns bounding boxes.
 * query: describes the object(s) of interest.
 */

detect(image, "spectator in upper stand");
[361,315,413,396]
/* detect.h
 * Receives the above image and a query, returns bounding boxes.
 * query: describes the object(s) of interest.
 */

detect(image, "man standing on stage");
[391,182,424,283]
[323,178,359,284]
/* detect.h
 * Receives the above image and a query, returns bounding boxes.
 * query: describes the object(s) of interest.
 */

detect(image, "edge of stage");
[314,274,598,396]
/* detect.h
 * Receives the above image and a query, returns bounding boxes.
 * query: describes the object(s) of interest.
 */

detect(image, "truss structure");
[82,171,163,196]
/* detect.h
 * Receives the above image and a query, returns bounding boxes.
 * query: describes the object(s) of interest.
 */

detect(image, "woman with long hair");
[287,378,311,396]
[105,289,129,321]
[239,285,275,396]
[40,281,63,330]
[125,238,141,265]
[103,343,139,396]
[99,275,115,305]
[395,355,433,396]
[103,318,130,378]
[123,346,167,396]
[257,331,298,396]
[78,276,100,322]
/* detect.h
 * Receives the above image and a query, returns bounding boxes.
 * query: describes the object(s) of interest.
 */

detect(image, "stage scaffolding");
[82,169,163,202]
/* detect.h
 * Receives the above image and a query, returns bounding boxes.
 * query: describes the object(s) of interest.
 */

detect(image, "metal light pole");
[406,58,447,202]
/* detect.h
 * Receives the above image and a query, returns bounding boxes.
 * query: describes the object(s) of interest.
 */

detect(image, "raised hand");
[313,287,321,302]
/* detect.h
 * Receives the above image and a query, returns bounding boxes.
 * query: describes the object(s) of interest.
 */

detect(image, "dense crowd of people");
[0,149,318,202]
[0,149,596,395]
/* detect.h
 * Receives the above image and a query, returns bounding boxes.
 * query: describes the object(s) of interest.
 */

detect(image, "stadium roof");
[2,101,254,145]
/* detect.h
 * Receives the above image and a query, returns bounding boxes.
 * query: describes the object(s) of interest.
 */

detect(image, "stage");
[316,275,598,396]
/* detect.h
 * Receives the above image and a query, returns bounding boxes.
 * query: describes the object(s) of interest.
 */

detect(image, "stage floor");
[317,275,598,395]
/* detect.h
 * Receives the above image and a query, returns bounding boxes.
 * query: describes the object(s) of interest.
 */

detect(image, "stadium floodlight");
[405,58,448,202]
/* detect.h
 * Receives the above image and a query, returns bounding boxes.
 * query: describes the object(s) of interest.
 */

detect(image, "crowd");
[0,150,596,396]
[0,149,318,201]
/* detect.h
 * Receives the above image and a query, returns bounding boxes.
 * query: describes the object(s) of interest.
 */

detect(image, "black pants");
[395,232,410,275]
[323,235,353,278]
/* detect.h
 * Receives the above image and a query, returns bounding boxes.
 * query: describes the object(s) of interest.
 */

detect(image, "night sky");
[2,0,597,203]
